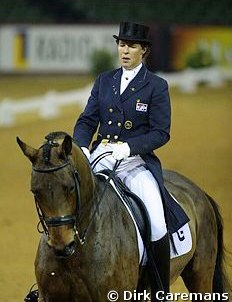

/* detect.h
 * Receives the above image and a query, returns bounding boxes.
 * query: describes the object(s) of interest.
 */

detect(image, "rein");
[80,155,122,243]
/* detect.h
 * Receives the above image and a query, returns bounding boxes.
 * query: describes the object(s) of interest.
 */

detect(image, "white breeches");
[90,143,168,241]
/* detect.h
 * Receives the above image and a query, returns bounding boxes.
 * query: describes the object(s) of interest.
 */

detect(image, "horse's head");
[17,132,93,258]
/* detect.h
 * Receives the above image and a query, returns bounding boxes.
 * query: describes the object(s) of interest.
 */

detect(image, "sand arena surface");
[0,78,231,301]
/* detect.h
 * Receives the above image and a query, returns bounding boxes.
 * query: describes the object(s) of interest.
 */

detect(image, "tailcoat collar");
[111,64,150,108]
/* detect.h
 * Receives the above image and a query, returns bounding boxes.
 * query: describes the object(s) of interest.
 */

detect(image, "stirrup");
[24,284,39,302]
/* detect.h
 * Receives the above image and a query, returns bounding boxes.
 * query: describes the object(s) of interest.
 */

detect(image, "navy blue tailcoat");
[73,64,189,233]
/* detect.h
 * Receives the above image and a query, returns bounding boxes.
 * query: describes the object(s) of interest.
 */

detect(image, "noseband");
[32,160,81,239]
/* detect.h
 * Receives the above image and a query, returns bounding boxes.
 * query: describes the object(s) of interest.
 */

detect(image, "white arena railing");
[0,84,92,127]
[0,67,231,127]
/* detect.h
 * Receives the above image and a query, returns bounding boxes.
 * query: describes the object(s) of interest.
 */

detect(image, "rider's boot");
[149,233,170,302]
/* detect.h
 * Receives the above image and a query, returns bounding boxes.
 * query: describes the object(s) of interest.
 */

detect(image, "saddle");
[97,170,167,295]
[96,170,192,268]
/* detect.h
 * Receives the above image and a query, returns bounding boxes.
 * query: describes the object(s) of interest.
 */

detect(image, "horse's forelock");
[45,131,69,142]
[41,132,70,165]
[38,132,83,167]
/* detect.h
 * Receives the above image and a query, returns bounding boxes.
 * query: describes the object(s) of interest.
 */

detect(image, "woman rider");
[73,22,171,299]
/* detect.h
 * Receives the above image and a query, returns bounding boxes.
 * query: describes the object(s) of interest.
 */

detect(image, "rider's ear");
[59,135,72,159]
[17,137,38,164]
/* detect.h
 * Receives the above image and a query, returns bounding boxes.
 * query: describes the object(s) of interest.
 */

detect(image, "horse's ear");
[59,135,72,158]
[16,137,38,164]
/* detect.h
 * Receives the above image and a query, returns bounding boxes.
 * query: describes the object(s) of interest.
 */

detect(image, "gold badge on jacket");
[124,120,133,129]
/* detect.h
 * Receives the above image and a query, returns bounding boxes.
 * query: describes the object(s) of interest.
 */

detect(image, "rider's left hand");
[112,143,130,161]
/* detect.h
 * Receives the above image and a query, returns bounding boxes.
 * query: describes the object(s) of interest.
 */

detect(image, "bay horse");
[17,132,229,302]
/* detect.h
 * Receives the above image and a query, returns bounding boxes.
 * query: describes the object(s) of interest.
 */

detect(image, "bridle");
[32,160,82,243]
[32,149,121,248]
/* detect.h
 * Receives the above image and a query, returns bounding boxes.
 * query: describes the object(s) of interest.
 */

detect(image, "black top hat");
[113,22,152,44]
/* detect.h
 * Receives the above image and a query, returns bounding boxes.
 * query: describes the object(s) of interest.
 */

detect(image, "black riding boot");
[149,233,170,302]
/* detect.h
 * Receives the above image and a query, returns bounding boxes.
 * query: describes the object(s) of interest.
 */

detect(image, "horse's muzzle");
[52,240,77,258]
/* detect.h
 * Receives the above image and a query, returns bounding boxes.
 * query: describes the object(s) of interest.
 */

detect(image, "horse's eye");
[66,185,75,195]
[62,185,75,195]
[70,185,75,194]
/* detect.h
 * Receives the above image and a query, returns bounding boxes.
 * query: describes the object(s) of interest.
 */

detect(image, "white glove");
[81,147,90,160]
[112,143,130,161]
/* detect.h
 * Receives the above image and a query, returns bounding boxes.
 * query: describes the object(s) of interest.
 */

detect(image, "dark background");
[1,1,231,72]
[0,0,231,25]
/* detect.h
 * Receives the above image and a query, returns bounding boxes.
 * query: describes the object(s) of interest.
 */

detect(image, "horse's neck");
[71,144,95,205]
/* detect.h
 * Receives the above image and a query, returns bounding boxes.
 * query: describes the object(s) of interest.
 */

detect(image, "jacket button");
[108,121,112,125]
[114,135,118,140]
[117,122,122,127]
[109,108,113,113]
[106,134,111,139]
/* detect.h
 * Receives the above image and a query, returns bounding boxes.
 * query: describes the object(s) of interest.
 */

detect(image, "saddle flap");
[96,170,151,249]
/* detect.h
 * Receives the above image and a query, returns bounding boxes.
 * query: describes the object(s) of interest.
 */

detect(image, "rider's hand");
[112,143,130,161]
[81,147,90,160]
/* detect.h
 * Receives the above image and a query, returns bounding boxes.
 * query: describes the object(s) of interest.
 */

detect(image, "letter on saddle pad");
[96,171,192,261]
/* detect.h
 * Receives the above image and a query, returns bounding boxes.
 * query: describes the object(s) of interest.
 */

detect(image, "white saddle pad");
[169,223,192,259]
[97,173,192,262]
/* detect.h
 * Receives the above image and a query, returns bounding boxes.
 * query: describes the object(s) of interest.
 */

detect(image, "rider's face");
[118,40,146,70]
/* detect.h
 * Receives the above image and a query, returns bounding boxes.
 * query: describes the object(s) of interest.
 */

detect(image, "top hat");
[113,22,152,44]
